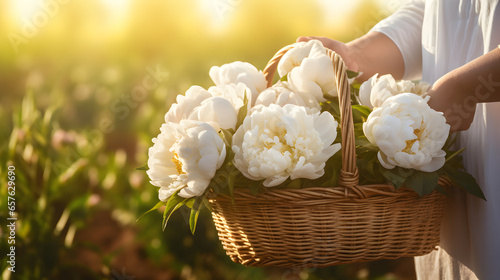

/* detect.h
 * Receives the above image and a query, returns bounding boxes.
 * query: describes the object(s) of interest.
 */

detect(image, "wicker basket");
[208,45,451,268]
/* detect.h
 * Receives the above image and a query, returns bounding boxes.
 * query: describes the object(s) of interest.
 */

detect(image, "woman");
[299,0,500,279]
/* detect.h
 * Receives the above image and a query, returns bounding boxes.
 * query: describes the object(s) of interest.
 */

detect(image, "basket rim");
[208,176,453,200]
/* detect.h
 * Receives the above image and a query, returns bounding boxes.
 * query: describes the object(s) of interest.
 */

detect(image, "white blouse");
[371,0,500,279]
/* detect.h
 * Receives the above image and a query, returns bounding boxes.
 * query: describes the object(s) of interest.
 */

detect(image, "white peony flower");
[189,96,239,130]
[207,83,252,117]
[359,74,432,109]
[164,86,212,123]
[209,61,267,106]
[277,40,327,77]
[232,104,341,187]
[359,74,398,109]
[396,79,416,94]
[396,80,430,95]
[276,39,338,101]
[253,82,321,113]
[164,83,251,130]
[287,51,338,101]
[363,93,450,172]
[147,120,226,201]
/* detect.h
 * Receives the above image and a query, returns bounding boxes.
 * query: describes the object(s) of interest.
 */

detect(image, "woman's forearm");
[297,32,405,82]
[347,31,405,81]
[427,47,500,131]
[443,47,500,103]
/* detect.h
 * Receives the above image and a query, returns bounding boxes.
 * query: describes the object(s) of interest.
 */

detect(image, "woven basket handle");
[262,44,361,192]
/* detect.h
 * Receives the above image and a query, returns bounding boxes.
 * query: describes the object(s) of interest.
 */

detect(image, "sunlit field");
[0,0,415,279]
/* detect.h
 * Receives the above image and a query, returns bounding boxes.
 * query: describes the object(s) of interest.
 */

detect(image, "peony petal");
[232,104,341,187]
[146,120,225,200]
[378,151,396,169]
[358,74,378,109]
[193,96,238,130]
[418,156,445,172]
[209,61,266,106]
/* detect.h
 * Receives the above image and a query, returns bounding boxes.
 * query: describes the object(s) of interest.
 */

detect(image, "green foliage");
[443,165,485,200]
[404,170,440,196]
[188,197,205,234]
[236,93,249,129]
[162,192,189,230]
[1,94,104,279]
[351,104,371,122]
[136,200,164,222]
[135,163,149,171]
[382,168,412,189]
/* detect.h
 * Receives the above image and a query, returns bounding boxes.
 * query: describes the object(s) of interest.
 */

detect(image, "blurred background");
[0,0,414,279]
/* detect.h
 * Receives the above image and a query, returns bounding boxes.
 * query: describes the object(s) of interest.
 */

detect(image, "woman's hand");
[297,36,360,73]
[426,75,473,132]
[427,48,500,132]
[297,32,405,82]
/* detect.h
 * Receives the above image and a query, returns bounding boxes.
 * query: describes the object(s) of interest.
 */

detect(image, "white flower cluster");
[360,77,449,172]
[147,39,450,203]
[147,45,342,201]
[278,40,338,102]
[147,121,226,200]
[233,104,340,187]
[359,74,431,109]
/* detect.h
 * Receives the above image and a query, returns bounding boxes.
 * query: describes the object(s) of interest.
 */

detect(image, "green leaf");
[318,151,341,187]
[210,169,228,194]
[33,131,47,147]
[68,193,91,212]
[351,82,361,91]
[382,168,410,189]
[185,197,196,208]
[351,105,371,119]
[223,146,235,167]
[162,192,189,230]
[202,197,213,212]
[8,128,19,159]
[137,201,165,221]
[445,147,465,163]
[404,171,439,196]
[286,179,302,189]
[58,158,89,184]
[136,163,148,171]
[355,136,375,149]
[280,75,288,82]
[435,184,449,196]
[219,128,234,147]
[444,166,486,200]
[346,70,360,79]
[249,180,264,195]
[358,152,381,184]
[189,197,204,234]
[236,93,249,129]
[325,100,341,120]
[227,167,238,198]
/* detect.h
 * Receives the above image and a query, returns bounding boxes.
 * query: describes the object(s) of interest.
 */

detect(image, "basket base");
[209,184,450,268]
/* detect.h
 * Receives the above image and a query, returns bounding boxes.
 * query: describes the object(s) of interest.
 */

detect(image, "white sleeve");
[370,0,425,80]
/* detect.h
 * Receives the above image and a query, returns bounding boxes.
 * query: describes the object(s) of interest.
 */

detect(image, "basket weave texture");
[208,45,451,268]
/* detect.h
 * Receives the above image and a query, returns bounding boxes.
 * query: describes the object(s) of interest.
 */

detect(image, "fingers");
[296,36,311,42]
[296,36,325,43]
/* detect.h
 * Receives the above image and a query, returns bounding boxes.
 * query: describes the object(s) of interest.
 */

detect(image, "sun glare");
[10,0,44,24]
[9,0,131,27]
[102,0,130,14]
[198,0,238,31]
[101,0,131,26]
